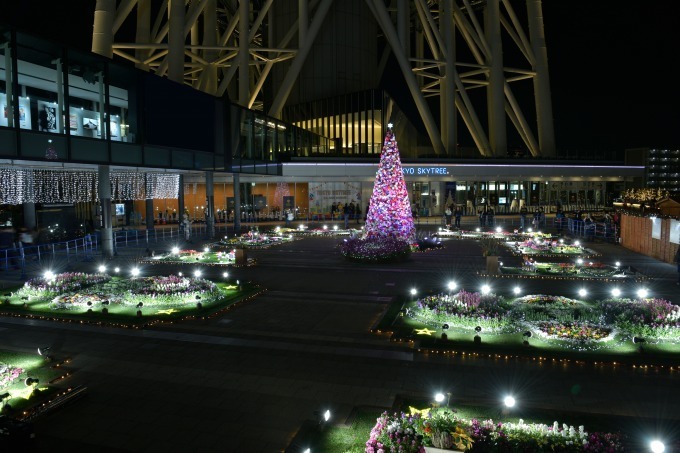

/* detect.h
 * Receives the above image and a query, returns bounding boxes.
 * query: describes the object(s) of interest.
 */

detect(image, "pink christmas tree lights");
[364,125,415,243]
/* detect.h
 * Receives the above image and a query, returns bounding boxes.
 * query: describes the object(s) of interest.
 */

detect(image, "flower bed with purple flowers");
[411,291,512,332]
[16,272,111,299]
[341,236,412,262]
[364,409,625,452]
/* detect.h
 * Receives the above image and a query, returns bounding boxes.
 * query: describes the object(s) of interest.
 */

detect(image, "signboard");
[651,217,661,240]
[402,166,449,175]
[253,195,266,211]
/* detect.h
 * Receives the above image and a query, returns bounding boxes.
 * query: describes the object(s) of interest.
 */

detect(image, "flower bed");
[411,291,511,333]
[218,229,294,248]
[504,240,598,257]
[365,410,625,452]
[150,248,236,265]
[341,236,412,262]
[500,262,635,280]
[16,272,111,299]
[405,291,680,348]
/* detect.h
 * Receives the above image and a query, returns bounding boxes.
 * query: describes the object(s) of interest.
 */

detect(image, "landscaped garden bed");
[216,227,296,248]
[497,260,646,281]
[379,289,680,361]
[504,238,600,258]
[0,272,261,327]
[307,401,667,452]
[0,349,70,417]
[144,247,242,266]
[436,228,554,242]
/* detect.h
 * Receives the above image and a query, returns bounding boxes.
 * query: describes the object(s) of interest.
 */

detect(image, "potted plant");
[422,410,473,452]
[480,238,501,275]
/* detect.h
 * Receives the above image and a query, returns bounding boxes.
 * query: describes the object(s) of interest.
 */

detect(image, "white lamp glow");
[410,288,417,296]
[114,267,120,273]
[637,288,649,298]
[650,440,665,453]
[475,227,480,232]
[203,247,209,253]
[527,228,533,233]
[495,226,502,233]
[333,225,338,231]
[513,286,521,295]
[434,393,445,403]
[577,258,583,265]
[578,288,587,297]
[574,240,580,246]
[323,410,331,422]
[44,270,55,281]
[447,281,457,291]
[223,272,229,278]
[323,225,328,230]
[194,270,202,278]
[481,284,491,295]
[131,267,140,277]
[172,247,179,254]
[615,261,621,267]
[503,396,516,408]
[98,265,106,273]
[611,288,621,298]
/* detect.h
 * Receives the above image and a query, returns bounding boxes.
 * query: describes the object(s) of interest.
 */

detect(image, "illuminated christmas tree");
[364,124,415,242]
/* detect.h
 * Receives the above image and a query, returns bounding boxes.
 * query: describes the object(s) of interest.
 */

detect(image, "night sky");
[6,1,679,154]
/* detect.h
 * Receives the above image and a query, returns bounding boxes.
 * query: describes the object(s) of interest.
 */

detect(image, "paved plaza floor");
[1,220,679,451]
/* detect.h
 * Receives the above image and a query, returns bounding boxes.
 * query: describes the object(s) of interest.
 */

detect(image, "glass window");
[66,49,107,140]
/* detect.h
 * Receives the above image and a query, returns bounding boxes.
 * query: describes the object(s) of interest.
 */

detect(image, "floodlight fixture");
[475,227,481,232]
[577,259,583,265]
[98,265,106,273]
[178,272,183,277]
[24,377,39,387]
[496,227,502,233]
[578,288,587,298]
[527,228,533,233]
[333,225,338,231]
[194,270,202,278]
[323,410,331,422]
[204,247,209,253]
[503,395,516,408]
[615,261,621,267]
[447,281,457,291]
[44,270,55,281]
[513,286,521,295]
[323,225,328,230]
[611,288,622,298]
[410,288,417,296]
[37,347,51,356]
[131,267,140,277]
[223,272,229,278]
[172,247,179,254]
[434,393,445,403]
[637,288,649,299]
[574,240,580,246]
[114,267,120,273]
[481,284,491,295]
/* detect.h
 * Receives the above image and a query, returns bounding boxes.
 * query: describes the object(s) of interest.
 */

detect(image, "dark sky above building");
[6,1,679,154]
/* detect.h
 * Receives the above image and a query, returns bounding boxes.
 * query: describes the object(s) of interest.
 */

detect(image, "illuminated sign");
[402,167,449,175]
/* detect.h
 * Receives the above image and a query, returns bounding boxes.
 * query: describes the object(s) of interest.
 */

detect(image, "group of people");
[330,202,362,228]
[443,205,463,228]
[519,206,545,230]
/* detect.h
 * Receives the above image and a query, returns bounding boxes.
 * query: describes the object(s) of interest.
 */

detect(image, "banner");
[308,182,362,215]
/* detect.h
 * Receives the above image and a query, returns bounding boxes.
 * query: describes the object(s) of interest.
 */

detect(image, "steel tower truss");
[93,0,555,157]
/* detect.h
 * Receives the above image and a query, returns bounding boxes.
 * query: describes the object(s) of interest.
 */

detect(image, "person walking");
[444,206,452,228]
[519,205,528,230]
[454,206,462,229]
[343,203,350,229]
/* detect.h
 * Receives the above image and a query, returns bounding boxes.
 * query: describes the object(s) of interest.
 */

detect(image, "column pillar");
[233,173,241,234]
[205,171,215,238]
[98,165,114,258]
[146,198,155,231]
[23,203,36,230]
[92,0,115,58]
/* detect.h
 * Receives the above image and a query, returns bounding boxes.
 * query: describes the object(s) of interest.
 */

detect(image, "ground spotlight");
[576,258,583,265]
[650,440,665,453]
[611,288,622,298]
[178,272,183,277]
[333,225,338,231]
[527,228,533,233]
[98,265,106,273]
[323,409,331,422]
[38,347,51,356]
[131,267,140,277]
[475,227,480,232]
[434,393,445,403]
[44,270,55,281]
[203,247,209,253]
[495,226,502,233]
[578,288,587,297]
[637,288,649,298]
[172,247,179,254]
[447,281,457,292]
[114,267,120,273]
[323,225,328,230]
[513,286,521,295]
[223,272,229,278]
[574,240,580,246]
[503,395,516,408]
[24,377,39,387]
[194,270,202,278]
[481,284,491,295]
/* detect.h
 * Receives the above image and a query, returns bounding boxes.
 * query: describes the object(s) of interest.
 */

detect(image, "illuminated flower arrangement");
[18,272,111,298]
[0,363,24,389]
[365,410,625,452]
[341,236,411,262]
[412,291,510,332]
[533,321,613,343]
[599,298,680,341]
[513,294,582,307]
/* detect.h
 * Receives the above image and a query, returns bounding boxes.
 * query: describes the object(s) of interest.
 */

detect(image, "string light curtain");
[0,167,180,204]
